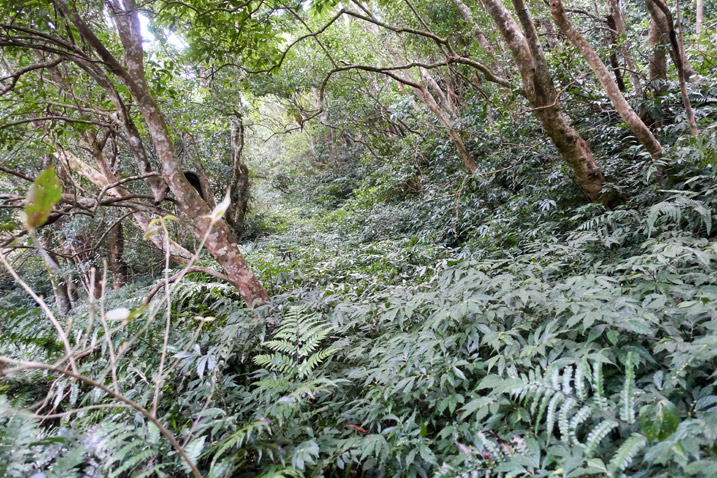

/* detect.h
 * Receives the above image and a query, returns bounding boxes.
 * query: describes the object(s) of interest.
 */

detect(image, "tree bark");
[57,149,193,263]
[226,113,250,239]
[646,0,669,94]
[646,0,698,135]
[450,0,504,75]
[416,85,478,172]
[608,0,643,96]
[108,221,128,290]
[606,14,627,92]
[41,245,72,314]
[380,31,478,172]
[550,0,664,158]
[696,0,704,36]
[422,69,459,119]
[483,0,605,201]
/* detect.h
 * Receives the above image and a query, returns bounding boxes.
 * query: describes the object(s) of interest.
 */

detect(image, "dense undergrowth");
[2,113,717,477]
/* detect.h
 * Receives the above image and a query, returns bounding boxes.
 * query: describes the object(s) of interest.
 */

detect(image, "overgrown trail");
[1,0,717,476]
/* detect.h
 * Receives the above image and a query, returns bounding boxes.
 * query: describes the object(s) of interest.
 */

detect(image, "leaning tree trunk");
[57,149,193,264]
[108,221,128,290]
[450,0,504,75]
[549,0,664,158]
[380,31,478,172]
[483,0,605,202]
[415,85,478,172]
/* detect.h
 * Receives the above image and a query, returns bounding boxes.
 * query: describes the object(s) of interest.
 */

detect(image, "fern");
[209,419,271,468]
[608,433,647,473]
[0,399,88,478]
[646,195,712,236]
[253,306,337,378]
[620,352,636,425]
[97,422,162,477]
[510,356,646,467]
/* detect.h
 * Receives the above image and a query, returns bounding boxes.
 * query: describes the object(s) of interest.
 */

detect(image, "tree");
[483,0,606,201]
[549,0,664,158]
[0,0,268,307]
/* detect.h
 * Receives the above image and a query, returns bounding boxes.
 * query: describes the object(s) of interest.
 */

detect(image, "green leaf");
[639,400,680,441]
[23,167,62,229]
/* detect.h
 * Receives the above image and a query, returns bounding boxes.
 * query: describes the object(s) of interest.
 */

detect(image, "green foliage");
[22,167,62,229]
[2,1,717,476]
[254,305,337,378]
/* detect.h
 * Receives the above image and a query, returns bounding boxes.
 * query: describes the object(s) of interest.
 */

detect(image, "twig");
[0,357,202,478]
[0,249,78,375]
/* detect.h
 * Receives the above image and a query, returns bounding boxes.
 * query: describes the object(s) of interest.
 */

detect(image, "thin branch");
[143,266,232,306]
[0,357,202,478]
[0,250,78,375]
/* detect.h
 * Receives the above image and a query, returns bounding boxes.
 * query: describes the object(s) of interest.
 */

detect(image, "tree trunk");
[550,0,664,158]
[226,113,250,239]
[422,69,459,119]
[416,85,477,172]
[41,246,72,315]
[381,31,478,172]
[483,0,605,201]
[646,0,669,94]
[646,0,698,135]
[450,0,504,75]
[606,14,627,92]
[608,0,643,96]
[108,221,128,290]
[57,149,193,264]
[696,0,704,36]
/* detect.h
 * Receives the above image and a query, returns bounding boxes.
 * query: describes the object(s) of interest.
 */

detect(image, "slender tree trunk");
[422,69,459,118]
[609,0,643,96]
[416,85,478,172]
[606,14,627,92]
[483,0,605,201]
[647,0,669,94]
[108,221,128,290]
[88,266,103,300]
[550,0,663,158]
[647,0,698,135]
[227,113,251,239]
[450,0,504,75]
[696,0,704,36]
[41,246,72,314]
[539,19,558,50]
[57,149,193,263]
[381,31,478,172]
[674,0,697,80]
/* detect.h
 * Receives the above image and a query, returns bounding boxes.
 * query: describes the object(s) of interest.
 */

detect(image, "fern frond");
[477,431,503,462]
[585,420,618,457]
[255,305,337,378]
[109,449,156,478]
[608,433,646,473]
[620,353,636,425]
[558,397,577,443]
[545,393,564,438]
[592,361,607,410]
[569,405,592,447]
